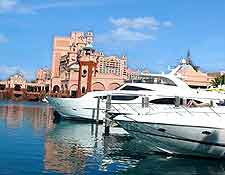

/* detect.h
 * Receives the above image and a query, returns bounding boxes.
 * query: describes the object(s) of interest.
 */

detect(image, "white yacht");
[47,74,194,121]
[47,90,145,122]
[113,95,225,158]
[47,73,221,122]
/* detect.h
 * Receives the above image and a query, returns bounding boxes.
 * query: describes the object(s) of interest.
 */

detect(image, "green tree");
[211,75,225,87]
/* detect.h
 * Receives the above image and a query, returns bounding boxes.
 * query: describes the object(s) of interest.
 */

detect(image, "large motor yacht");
[47,73,221,122]
[47,74,192,121]
[113,95,225,158]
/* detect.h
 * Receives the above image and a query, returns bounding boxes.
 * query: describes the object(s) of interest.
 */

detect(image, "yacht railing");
[108,94,225,119]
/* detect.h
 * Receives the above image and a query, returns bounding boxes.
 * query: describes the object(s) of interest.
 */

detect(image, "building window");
[82,69,87,78]
[71,90,77,97]
[0,84,6,90]
[14,84,21,91]
[82,87,86,93]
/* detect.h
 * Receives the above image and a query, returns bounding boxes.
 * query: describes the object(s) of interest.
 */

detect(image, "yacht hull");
[47,97,105,122]
[116,119,225,158]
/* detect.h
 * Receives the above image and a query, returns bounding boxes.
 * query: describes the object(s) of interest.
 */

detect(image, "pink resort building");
[172,51,224,88]
[0,72,50,101]
[0,33,224,101]
[50,31,131,97]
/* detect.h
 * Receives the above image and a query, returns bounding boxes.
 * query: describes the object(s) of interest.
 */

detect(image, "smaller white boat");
[41,97,49,103]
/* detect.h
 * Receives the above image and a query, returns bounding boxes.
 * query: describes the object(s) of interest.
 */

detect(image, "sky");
[0,0,225,80]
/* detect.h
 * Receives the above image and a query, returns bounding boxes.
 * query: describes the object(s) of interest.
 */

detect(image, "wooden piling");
[96,96,100,124]
[105,95,111,136]
[142,97,145,108]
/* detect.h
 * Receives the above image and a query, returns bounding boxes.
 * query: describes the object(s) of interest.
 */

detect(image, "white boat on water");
[113,96,225,158]
[47,91,145,122]
[47,74,195,121]
[47,73,223,122]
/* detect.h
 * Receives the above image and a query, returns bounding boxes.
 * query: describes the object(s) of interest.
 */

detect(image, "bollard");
[105,95,112,136]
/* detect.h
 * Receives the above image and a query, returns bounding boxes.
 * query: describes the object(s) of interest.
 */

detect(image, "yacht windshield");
[126,75,177,86]
[120,85,153,91]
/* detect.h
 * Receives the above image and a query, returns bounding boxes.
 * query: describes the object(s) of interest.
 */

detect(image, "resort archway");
[14,84,21,91]
[92,82,105,91]
[70,84,78,97]
[108,83,121,90]
[53,85,60,93]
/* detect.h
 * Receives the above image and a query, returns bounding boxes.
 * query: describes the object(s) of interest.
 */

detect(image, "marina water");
[0,100,225,175]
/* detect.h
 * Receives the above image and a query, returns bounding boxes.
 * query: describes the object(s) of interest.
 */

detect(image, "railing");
[109,101,225,119]
[81,94,225,135]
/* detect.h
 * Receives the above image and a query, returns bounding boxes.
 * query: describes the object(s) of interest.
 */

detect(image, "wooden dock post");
[96,96,100,124]
[142,97,145,108]
[104,95,112,136]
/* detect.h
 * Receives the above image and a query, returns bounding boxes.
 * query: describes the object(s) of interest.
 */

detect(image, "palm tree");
[211,75,225,87]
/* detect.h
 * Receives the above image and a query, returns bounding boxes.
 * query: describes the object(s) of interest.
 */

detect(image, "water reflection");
[1,101,225,175]
[44,121,142,174]
[45,122,100,174]
[121,155,225,175]
[0,101,54,130]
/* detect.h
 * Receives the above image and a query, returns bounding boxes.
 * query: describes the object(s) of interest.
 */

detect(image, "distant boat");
[42,97,49,103]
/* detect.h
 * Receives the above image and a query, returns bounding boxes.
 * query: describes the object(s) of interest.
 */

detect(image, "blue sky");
[0,0,225,80]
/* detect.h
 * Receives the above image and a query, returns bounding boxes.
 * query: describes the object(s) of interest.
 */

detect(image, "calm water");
[1,101,225,175]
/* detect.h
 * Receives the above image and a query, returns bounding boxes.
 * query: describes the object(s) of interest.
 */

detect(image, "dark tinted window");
[217,100,225,106]
[112,95,139,101]
[150,98,175,104]
[121,85,153,91]
[94,96,107,100]
[94,95,139,101]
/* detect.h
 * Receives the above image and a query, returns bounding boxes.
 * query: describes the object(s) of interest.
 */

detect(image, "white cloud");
[0,0,17,12]
[112,28,154,41]
[96,28,154,43]
[0,34,8,43]
[97,16,173,43]
[0,65,34,80]
[0,0,101,14]
[110,17,160,30]
[162,21,174,27]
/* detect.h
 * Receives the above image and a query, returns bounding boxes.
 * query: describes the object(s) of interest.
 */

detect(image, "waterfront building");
[171,51,225,88]
[172,51,210,88]
[51,31,130,97]
[36,67,51,83]
[0,73,49,101]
